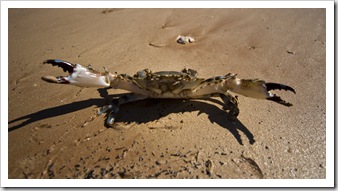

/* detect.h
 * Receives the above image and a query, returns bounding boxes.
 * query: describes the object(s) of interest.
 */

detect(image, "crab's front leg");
[42,59,112,88]
[227,77,296,106]
[42,59,152,96]
[193,73,295,107]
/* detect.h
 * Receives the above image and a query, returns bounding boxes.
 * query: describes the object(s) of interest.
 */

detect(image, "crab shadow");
[9,88,255,145]
[116,98,255,145]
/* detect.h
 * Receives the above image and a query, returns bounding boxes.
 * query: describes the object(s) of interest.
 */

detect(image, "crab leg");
[42,59,152,95]
[42,59,112,87]
[220,92,239,117]
[98,93,148,126]
[192,73,295,106]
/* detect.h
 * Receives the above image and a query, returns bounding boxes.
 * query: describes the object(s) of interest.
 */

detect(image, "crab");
[41,59,295,127]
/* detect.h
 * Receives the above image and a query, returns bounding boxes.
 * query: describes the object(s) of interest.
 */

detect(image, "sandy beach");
[8,8,326,179]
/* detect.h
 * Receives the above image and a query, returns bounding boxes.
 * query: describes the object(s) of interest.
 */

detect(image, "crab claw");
[265,83,296,106]
[42,59,111,88]
[229,79,295,107]
[43,59,75,73]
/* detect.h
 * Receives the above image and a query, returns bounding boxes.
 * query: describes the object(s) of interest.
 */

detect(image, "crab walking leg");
[98,93,148,126]
[190,73,295,106]
[193,92,240,118]
[220,93,239,117]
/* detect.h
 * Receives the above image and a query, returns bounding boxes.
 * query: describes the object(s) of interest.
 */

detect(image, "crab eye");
[135,70,147,79]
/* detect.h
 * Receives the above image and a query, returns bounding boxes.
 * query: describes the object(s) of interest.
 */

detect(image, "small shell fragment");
[176,35,195,44]
[287,50,295,54]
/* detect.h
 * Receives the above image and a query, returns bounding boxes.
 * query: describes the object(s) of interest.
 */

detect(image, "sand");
[8,8,326,180]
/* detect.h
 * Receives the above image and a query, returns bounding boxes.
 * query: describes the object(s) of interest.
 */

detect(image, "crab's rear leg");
[98,93,148,127]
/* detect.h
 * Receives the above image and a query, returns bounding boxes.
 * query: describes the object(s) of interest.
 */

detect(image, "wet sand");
[8,8,326,180]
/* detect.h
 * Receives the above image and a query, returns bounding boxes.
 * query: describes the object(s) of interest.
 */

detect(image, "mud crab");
[41,59,295,126]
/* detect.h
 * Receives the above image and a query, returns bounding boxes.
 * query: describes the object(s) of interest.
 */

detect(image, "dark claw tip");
[43,59,75,73]
[267,95,293,107]
[266,83,296,94]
